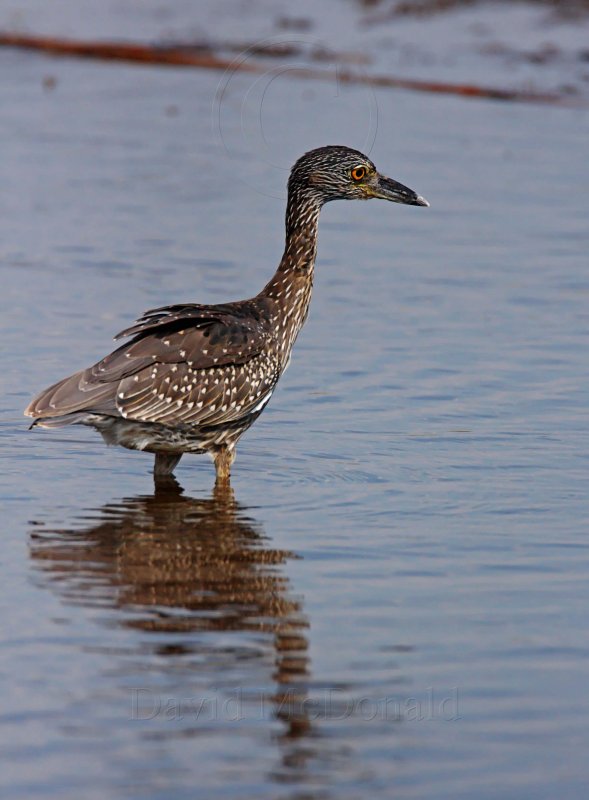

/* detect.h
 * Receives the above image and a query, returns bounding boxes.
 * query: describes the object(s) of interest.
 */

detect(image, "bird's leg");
[154,453,182,477]
[212,446,235,486]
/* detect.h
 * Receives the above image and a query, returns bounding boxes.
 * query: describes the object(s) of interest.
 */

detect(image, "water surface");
[1,3,589,798]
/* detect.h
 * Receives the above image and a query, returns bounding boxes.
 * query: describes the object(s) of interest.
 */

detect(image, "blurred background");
[1,2,588,799]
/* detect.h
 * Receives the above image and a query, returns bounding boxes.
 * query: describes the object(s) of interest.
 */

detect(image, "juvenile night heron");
[25,145,428,483]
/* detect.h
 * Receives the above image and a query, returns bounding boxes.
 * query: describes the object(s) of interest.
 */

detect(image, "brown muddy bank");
[0,31,582,105]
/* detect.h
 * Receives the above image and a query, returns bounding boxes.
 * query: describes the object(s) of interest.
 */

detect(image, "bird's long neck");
[262,187,322,298]
[259,188,323,364]
[259,188,323,363]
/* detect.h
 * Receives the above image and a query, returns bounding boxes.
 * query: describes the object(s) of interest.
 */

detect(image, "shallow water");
[1,2,589,799]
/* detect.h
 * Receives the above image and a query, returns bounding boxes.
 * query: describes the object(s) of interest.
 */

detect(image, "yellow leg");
[213,446,236,485]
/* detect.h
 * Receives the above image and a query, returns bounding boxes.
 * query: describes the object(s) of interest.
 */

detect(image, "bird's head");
[289,145,429,208]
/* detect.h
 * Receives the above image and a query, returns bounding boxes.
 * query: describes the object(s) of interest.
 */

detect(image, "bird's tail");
[25,368,117,424]
[28,412,96,429]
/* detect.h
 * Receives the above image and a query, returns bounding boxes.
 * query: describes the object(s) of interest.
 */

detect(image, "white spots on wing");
[108,285,311,436]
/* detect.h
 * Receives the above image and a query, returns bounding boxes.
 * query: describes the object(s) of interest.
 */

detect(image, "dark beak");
[371,174,429,207]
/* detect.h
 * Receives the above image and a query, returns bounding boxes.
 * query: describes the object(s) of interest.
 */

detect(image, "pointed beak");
[369,174,429,207]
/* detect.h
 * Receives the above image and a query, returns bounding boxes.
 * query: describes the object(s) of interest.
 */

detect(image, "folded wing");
[25,303,278,427]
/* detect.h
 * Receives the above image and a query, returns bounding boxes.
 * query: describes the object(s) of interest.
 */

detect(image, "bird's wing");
[113,302,270,341]
[93,305,268,382]
[26,304,279,427]
[110,305,280,426]
[115,350,279,427]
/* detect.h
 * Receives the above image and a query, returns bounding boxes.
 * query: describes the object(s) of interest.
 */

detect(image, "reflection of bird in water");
[25,146,428,484]
[29,480,312,746]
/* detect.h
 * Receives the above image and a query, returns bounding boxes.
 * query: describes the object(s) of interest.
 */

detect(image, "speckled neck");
[263,187,323,300]
[256,187,323,363]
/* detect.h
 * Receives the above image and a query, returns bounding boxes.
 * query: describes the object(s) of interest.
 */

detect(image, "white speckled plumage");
[25,145,427,483]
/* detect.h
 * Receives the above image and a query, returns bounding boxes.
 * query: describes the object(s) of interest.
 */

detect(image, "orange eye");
[351,166,366,182]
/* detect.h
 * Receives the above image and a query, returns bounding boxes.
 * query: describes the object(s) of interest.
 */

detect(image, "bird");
[25,145,428,484]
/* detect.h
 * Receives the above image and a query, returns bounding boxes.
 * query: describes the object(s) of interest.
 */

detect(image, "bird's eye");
[351,166,366,182]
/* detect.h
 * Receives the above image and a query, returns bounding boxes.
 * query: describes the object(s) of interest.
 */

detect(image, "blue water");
[1,2,589,798]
